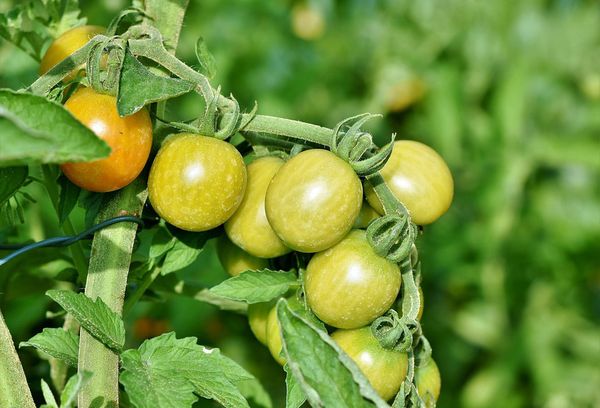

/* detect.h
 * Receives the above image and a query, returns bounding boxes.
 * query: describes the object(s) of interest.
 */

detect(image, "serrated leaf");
[20,328,79,367]
[117,50,194,116]
[0,90,110,167]
[0,166,28,206]
[120,332,255,408]
[60,372,93,408]
[209,270,298,303]
[161,239,202,275]
[41,379,59,408]
[58,175,80,225]
[46,290,125,352]
[277,299,389,408]
[285,364,306,408]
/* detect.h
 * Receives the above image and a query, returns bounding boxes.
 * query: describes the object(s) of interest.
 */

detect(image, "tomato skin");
[39,25,104,79]
[216,236,268,277]
[365,140,453,225]
[265,149,363,253]
[225,156,290,258]
[304,229,401,329]
[247,301,273,345]
[332,327,408,401]
[61,87,152,192]
[415,358,441,406]
[353,201,380,229]
[265,303,286,365]
[148,134,247,231]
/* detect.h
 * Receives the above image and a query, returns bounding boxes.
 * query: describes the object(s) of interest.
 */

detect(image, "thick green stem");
[240,114,333,146]
[77,179,147,408]
[0,310,35,408]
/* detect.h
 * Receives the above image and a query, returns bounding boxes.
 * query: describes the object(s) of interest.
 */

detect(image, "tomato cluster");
[41,26,451,405]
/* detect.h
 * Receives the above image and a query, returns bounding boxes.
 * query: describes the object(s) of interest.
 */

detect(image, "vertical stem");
[77,179,147,407]
[0,310,35,408]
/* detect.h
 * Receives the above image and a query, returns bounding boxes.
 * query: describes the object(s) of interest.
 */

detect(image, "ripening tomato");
[304,230,401,329]
[247,301,274,345]
[225,156,290,258]
[265,149,362,253]
[353,201,380,229]
[415,358,441,406]
[216,236,268,277]
[365,141,453,225]
[148,134,247,231]
[61,87,152,192]
[417,286,424,321]
[39,25,104,79]
[332,327,408,401]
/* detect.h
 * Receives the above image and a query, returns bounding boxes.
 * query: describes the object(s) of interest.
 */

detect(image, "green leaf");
[41,379,59,408]
[195,37,217,79]
[0,166,28,206]
[120,332,255,408]
[46,290,125,352]
[285,364,306,408]
[57,175,80,225]
[0,90,110,167]
[148,227,175,259]
[209,270,298,303]
[60,372,93,408]
[19,328,79,367]
[277,299,389,408]
[117,50,194,116]
[160,239,202,275]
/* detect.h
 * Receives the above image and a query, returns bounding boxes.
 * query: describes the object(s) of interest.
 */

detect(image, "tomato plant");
[304,229,401,329]
[61,86,153,192]
[415,359,441,407]
[148,133,247,231]
[247,301,274,345]
[216,236,268,276]
[365,140,454,225]
[332,327,408,401]
[225,156,290,258]
[265,149,363,253]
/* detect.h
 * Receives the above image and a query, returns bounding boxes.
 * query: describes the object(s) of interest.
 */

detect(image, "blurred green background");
[1,0,600,407]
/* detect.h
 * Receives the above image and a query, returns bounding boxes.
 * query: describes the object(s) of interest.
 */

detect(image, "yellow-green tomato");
[266,303,286,365]
[265,149,362,253]
[216,236,268,277]
[415,358,441,406]
[365,141,453,225]
[305,230,401,329]
[353,201,380,229]
[417,286,424,321]
[225,156,290,258]
[148,134,247,231]
[247,301,273,345]
[332,327,408,401]
[39,25,104,79]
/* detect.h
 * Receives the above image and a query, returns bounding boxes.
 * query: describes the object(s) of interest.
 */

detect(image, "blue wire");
[0,216,144,267]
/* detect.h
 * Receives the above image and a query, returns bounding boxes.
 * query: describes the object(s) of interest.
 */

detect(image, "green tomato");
[225,156,290,258]
[148,134,247,231]
[304,230,401,329]
[265,149,363,253]
[216,236,268,277]
[417,286,424,321]
[265,302,286,365]
[365,140,453,225]
[415,358,441,406]
[332,327,408,401]
[247,301,273,345]
[353,201,380,228]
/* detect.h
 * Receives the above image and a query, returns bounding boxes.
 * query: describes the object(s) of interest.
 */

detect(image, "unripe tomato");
[61,87,152,192]
[332,327,408,401]
[247,301,273,345]
[39,25,104,79]
[415,358,441,406]
[417,286,424,321]
[365,141,453,225]
[353,201,380,229]
[291,3,325,41]
[225,156,290,258]
[216,236,268,277]
[304,230,401,329]
[265,149,362,253]
[148,134,247,231]
[265,297,310,365]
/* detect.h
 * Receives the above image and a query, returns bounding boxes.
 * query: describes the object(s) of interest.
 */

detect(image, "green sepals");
[117,49,194,116]
[0,90,110,167]
[46,290,125,352]
[367,213,417,263]
[20,328,79,367]
[120,332,259,408]
[276,299,389,408]
[210,270,299,304]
